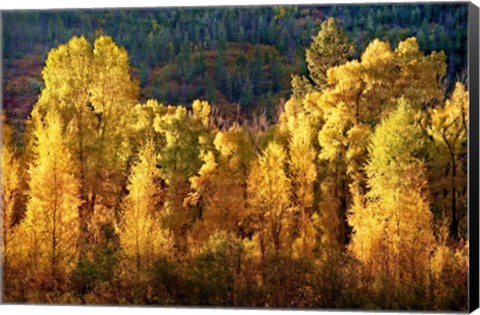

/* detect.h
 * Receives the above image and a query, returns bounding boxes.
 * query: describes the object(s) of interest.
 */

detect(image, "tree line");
[3,4,468,126]
[2,18,468,310]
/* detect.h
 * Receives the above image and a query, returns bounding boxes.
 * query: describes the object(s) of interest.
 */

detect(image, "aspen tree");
[247,142,291,261]
[313,37,445,246]
[286,112,317,257]
[428,82,468,240]
[20,110,81,286]
[349,100,434,287]
[1,117,21,270]
[186,125,254,246]
[33,35,139,234]
[119,140,173,276]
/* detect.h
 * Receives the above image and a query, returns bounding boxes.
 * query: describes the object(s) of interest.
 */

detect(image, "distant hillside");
[2,4,468,131]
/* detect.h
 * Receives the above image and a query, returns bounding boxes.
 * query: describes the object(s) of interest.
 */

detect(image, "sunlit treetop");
[214,126,254,173]
[429,82,468,148]
[366,98,427,194]
[322,37,446,124]
[192,100,211,129]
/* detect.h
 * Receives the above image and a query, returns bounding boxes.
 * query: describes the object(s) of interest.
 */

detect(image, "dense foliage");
[3,4,468,134]
[1,5,469,310]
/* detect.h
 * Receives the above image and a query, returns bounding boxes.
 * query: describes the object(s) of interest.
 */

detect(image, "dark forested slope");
[2,4,468,135]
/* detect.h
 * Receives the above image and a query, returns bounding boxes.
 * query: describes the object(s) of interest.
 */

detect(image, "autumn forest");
[1,4,469,311]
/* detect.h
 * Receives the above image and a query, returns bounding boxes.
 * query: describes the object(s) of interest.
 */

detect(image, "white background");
[1,0,479,314]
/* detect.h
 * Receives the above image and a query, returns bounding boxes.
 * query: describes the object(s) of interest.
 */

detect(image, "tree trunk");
[450,155,458,240]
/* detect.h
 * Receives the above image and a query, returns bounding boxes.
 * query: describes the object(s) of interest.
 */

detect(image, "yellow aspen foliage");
[324,60,365,119]
[286,112,317,257]
[119,140,174,275]
[320,36,445,125]
[394,38,447,107]
[287,113,317,209]
[32,35,139,233]
[247,142,291,258]
[278,98,302,139]
[88,35,140,169]
[31,37,97,168]
[18,110,81,283]
[317,177,341,253]
[311,37,445,247]
[431,224,468,310]
[189,150,218,200]
[318,101,352,162]
[1,30,470,309]
[1,116,22,270]
[186,126,254,248]
[345,123,370,174]
[428,82,468,239]
[319,37,445,130]
[214,126,255,173]
[349,100,434,286]
[90,36,139,114]
[208,126,254,230]
[133,99,168,136]
[30,36,97,179]
[39,36,93,114]
[192,100,211,129]
[185,148,218,227]
[278,93,324,138]
[302,92,325,123]
[316,100,352,247]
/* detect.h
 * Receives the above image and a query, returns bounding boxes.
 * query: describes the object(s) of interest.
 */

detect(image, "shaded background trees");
[2,4,468,140]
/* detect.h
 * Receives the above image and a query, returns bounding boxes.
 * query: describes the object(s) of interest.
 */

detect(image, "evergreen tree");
[290,74,315,100]
[239,77,254,108]
[305,17,355,89]
[153,100,211,253]
[214,52,228,95]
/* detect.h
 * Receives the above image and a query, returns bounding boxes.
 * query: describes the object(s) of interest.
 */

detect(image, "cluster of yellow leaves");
[16,111,81,279]
[429,82,468,169]
[428,82,469,237]
[248,142,292,256]
[1,115,21,268]
[287,112,317,257]
[186,125,255,251]
[34,35,140,216]
[1,32,470,308]
[119,140,174,274]
[349,101,434,285]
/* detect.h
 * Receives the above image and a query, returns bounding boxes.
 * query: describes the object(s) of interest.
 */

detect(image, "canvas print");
[0,2,477,311]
